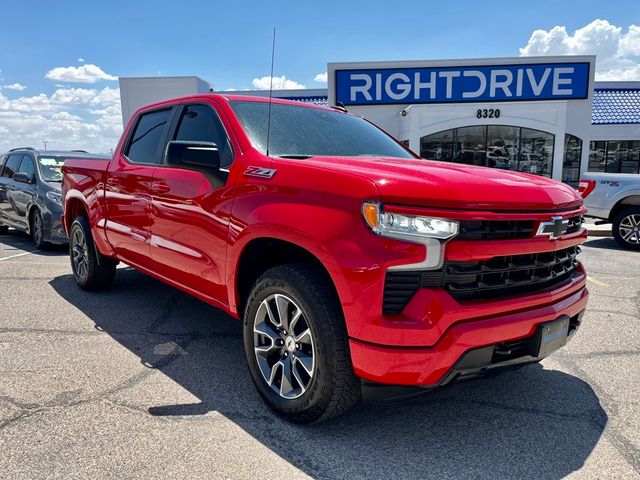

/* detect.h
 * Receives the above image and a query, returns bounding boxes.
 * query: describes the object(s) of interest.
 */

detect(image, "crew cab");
[62,94,589,423]
[580,172,640,249]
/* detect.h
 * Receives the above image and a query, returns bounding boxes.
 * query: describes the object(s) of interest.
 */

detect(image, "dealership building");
[119,55,640,186]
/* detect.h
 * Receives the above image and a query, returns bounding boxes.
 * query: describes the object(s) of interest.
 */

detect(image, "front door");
[8,154,37,230]
[149,102,237,302]
[105,107,172,268]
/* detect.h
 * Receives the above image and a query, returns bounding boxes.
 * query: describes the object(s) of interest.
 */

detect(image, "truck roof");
[137,93,337,113]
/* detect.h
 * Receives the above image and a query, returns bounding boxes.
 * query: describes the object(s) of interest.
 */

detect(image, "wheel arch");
[234,237,342,319]
[609,195,640,222]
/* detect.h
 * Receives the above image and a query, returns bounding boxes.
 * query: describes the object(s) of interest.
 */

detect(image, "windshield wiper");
[276,154,313,159]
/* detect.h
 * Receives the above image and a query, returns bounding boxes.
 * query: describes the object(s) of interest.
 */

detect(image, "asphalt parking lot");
[0,230,638,479]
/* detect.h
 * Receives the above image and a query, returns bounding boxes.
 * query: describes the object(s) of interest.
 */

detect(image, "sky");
[0,0,639,153]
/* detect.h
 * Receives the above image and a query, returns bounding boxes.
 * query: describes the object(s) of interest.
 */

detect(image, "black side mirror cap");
[12,172,31,184]
[165,141,220,170]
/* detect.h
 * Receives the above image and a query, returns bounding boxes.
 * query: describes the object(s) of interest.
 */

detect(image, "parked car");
[518,153,548,174]
[0,148,108,248]
[580,172,640,249]
[62,95,588,423]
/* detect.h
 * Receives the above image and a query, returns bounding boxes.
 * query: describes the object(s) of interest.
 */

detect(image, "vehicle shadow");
[50,268,606,480]
[583,237,628,251]
[0,229,67,255]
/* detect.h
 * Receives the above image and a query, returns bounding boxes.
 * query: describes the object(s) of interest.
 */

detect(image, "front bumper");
[349,278,588,387]
[42,204,68,244]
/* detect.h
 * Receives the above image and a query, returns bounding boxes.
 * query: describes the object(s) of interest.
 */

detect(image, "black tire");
[69,216,117,290]
[30,209,47,249]
[0,224,8,234]
[243,263,360,424]
[612,206,640,250]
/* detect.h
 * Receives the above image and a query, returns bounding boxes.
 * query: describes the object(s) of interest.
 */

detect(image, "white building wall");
[119,76,211,127]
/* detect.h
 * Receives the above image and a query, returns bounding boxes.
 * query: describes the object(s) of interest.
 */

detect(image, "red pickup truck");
[62,94,589,423]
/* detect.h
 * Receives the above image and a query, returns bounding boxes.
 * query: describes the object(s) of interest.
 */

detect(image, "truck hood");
[300,156,582,211]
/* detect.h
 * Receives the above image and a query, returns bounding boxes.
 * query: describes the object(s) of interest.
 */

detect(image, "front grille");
[566,216,584,235]
[458,215,583,240]
[458,220,534,240]
[383,245,581,313]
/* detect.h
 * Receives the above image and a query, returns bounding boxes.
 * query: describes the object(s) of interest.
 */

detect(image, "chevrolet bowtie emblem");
[537,216,569,239]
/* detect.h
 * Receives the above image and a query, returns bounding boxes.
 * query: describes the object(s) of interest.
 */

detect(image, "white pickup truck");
[580,173,640,249]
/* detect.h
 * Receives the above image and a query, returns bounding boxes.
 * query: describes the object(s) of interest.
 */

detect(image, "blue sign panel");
[335,63,590,105]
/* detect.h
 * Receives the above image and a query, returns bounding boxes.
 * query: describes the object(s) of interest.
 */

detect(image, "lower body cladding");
[350,277,588,402]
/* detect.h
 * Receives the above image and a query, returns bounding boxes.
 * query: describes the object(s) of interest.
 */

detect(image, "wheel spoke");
[294,353,313,376]
[267,360,283,386]
[275,294,291,330]
[289,307,302,333]
[624,230,635,241]
[295,328,312,344]
[279,356,295,397]
[291,361,307,392]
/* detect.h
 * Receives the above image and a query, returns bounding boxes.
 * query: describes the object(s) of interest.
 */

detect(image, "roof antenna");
[266,27,276,157]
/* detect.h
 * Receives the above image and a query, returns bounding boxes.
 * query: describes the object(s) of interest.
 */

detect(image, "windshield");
[230,101,414,159]
[37,156,67,182]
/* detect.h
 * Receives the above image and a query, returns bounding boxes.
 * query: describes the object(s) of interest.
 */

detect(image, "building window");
[420,130,454,161]
[588,141,640,174]
[562,135,582,187]
[420,125,554,178]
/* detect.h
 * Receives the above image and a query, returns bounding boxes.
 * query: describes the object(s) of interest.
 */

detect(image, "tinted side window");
[2,154,23,178]
[174,105,233,168]
[126,109,171,164]
[18,156,36,181]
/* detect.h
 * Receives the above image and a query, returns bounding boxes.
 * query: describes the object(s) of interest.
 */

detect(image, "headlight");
[46,191,62,205]
[362,202,458,240]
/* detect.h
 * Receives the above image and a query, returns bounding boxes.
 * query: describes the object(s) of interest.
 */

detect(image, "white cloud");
[51,88,97,104]
[251,75,305,90]
[1,83,27,91]
[77,57,85,63]
[90,86,121,107]
[45,64,117,83]
[313,72,328,83]
[520,19,640,80]
[0,85,122,153]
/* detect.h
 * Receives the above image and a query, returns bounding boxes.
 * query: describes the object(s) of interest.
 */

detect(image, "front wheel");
[243,264,360,424]
[69,216,117,290]
[30,209,47,249]
[613,207,640,250]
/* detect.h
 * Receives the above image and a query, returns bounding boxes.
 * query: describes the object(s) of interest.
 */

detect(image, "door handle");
[151,182,170,194]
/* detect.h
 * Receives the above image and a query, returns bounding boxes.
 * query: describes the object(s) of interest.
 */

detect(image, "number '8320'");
[476,108,500,118]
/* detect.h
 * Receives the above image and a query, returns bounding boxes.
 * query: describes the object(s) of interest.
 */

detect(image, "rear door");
[0,154,24,228]
[149,101,237,302]
[105,108,173,267]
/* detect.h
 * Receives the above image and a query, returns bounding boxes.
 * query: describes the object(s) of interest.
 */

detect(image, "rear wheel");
[243,264,360,424]
[69,216,117,290]
[612,207,640,250]
[30,209,47,249]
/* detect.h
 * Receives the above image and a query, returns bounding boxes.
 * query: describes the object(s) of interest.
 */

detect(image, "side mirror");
[165,141,220,170]
[13,172,31,184]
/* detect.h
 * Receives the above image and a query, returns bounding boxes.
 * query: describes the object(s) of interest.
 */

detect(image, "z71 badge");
[244,166,277,179]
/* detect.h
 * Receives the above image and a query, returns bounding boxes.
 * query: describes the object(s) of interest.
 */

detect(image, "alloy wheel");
[253,293,315,400]
[619,214,640,245]
[71,227,89,280]
[33,213,43,245]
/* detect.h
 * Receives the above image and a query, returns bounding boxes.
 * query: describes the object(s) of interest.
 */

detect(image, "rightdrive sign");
[334,62,590,105]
